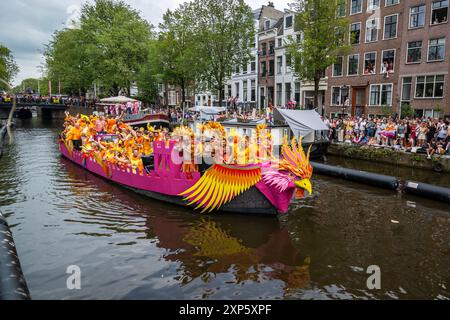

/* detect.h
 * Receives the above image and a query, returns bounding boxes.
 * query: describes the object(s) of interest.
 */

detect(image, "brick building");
[326,0,405,118]
[399,0,449,118]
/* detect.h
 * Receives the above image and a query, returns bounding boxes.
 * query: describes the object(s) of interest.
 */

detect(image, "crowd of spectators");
[326,116,450,158]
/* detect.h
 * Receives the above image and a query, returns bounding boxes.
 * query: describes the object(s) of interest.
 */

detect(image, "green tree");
[400,103,415,119]
[80,0,153,96]
[0,43,19,89]
[192,0,255,107]
[135,40,161,104]
[44,0,153,97]
[156,3,199,108]
[44,28,91,95]
[380,105,393,117]
[12,78,50,95]
[287,0,350,111]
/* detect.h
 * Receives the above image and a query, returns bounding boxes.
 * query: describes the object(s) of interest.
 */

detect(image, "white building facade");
[224,8,261,112]
[274,11,328,114]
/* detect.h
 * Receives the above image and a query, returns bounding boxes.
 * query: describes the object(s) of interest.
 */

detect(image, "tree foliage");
[192,0,255,106]
[12,78,51,95]
[135,40,161,103]
[287,0,350,110]
[44,28,91,95]
[44,0,153,96]
[156,3,200,106]
[0,43,19,89]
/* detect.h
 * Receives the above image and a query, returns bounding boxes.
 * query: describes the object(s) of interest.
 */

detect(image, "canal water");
[0,118,449,300]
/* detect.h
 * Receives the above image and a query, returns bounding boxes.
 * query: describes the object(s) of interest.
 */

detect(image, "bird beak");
[294,179,312,196]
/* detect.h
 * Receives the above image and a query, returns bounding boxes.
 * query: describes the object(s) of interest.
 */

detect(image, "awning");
[274,108,328,137]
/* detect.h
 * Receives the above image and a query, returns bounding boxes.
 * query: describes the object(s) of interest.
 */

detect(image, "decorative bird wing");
[262,170,293,193]
[62,138,74,158]
[179,164,262,213]
[277,136,313,180]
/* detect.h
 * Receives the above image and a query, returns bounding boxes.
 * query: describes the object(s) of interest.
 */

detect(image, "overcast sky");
[0,0,291,85]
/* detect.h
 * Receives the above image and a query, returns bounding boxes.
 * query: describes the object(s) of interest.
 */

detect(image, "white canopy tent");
[188,106,226,121]
[100,96,140,104]
[274,108,329,143]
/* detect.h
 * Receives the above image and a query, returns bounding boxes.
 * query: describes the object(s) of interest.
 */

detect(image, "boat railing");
[153,140,200,181]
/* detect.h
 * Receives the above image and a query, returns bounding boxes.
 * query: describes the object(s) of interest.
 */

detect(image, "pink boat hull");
[59,141,285,215]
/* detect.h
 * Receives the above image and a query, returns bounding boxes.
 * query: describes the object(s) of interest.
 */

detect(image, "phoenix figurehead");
[270,136,313,198]
[180,134,313,213]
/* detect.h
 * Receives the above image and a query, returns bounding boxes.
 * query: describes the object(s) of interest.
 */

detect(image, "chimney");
[268,1,274,7]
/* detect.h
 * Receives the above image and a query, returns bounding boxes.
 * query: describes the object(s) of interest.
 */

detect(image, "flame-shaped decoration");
[277,136,313,180]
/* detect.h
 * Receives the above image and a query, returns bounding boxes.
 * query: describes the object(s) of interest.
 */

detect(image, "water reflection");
[60,158,311,297]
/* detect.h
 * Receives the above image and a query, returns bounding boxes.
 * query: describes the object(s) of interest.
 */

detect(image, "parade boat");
[59,120,314,216]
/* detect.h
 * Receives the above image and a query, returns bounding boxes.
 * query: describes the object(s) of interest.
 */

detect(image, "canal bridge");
[0,102,68,119]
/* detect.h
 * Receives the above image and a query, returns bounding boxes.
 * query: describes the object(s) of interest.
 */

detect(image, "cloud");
[0,0,291,86]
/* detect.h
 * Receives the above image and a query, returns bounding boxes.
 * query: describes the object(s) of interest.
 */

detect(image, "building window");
[381,85,393,106]
[335,28,345,46]
[384,15,398,39]
[348,54,359,75]
[431,0,448,25]
[401,77,413,102]
[235,83,240,98]
[269,41,275,55]
[370,85,380,106]
[251,61,256,72]
[332,87,343,105]
[428,38,446,61]
[364,52,376,75]
[385,0,399,6]
[265,20,271,30]
[367,0,380,11]
[295,83,301,106]
[350,22,361,44]
[381,50,395,74]
[243,81,248,101]
[410,5,426,28]
[276,83,282,106]
[286,53,292,67]
[261,43,267,56]
[268,60,275,76]
[285,16,293,28]
[285,83,292,105]
[337,0,346,17]
[407,41,422,64]
[243,63,248,74]
[261,61,266,76]
[365,19,379,43]
[277,38,282,47]
[370,84,393,106]
[350,0,363,15]
[277,56,283,74]
[332,56,343,77]
[251,80,256,101]
[415,75,445,98]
